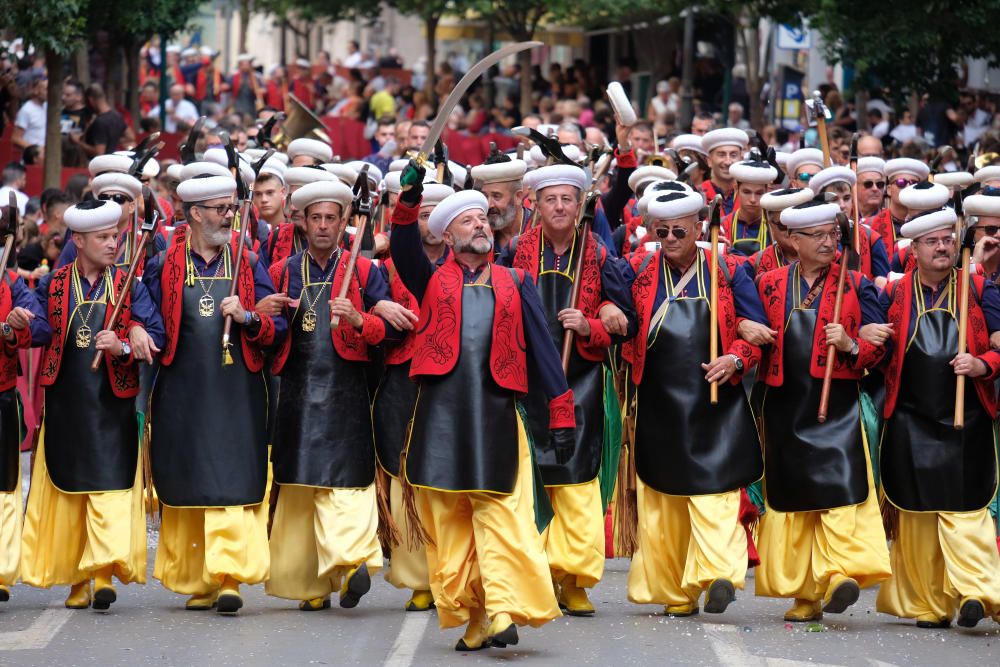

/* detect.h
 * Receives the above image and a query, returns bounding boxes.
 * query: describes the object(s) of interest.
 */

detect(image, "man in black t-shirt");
[71,83,132,158]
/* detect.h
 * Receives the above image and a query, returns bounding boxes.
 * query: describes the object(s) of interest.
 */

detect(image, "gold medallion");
[75,324,92,349]
[301,308,317,333]
[199,294,215,317]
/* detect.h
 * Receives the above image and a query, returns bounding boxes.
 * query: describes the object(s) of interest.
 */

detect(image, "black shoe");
[216,591,244,614]
[958,599,985,628]
[822,577,860,614]
[491,625,519,649]
[455,638,490,652]
[92,587,117,612]
[916,618,951,629]
[339,563,371,609]
[704,579,736,614]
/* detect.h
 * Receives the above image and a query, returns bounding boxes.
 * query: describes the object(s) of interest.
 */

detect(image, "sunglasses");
[654,227,689,240]
[979,225,1000,236]
[193,203,239,215]
[797,172,813,182]
[98,193,133,205]
[862,180,886,189]
[894,178,918,188]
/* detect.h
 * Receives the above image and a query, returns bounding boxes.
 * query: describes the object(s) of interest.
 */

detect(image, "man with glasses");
[970,188,1000,283]
[889,180,951,274]
[723,159,778,257]
[144,174,286,614]
[265,180,400,612]
[785,148,825,189]
[874,200,1000,629]
[867,158,930,251]
[506,164,637,618]
[698,128,749,216]
[23,199,162,611]
[857,157,886,220]
[755,197,891,623]
[809,166,891,287]
[621,190,766,618]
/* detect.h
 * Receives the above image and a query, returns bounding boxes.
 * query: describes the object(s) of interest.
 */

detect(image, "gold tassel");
[375,465,401,552]
[222,344,233,366]
[141,417,159,526]
[879,490,899,541]
[398,433,433,549]
[613,394,639,557]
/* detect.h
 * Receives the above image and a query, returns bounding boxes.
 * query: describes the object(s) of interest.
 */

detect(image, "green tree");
[5,0,89,187]
[387,0,469,105]
[255,0,381,66]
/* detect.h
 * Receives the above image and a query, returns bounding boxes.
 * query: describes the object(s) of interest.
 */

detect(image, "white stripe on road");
[382,611,432,667]
[707,625,850,667]
[0,604,73,651]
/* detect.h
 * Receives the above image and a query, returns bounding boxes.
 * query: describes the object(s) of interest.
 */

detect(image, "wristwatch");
[849,339,860,356]
[729,353,744,372]
[0,322,12,339]
[120,340,132,359]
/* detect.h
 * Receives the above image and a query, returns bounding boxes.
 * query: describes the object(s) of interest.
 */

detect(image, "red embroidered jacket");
[0,271,33,392]
[382,257,419,366]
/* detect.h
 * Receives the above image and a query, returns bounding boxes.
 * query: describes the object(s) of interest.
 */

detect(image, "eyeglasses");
[796,172,814,182]
[98,193,133,205]
[793,229,841,242]
[654,227,689,240]
[193,203,239,216]
[862,180,886,190]
[979,225,1000,236]
[916,235,956,247]
[893,178,918,188]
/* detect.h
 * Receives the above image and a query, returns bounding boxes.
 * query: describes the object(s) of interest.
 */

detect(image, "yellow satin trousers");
[543,477,605,588]
[384,476,429,591]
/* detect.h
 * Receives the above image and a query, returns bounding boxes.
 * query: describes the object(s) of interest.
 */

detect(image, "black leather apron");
[0,389,21,493]
[151,275,268,507]
[272,275,375,488]
[45,297,137,492]
[523,248,603,486]
[762,306,868,511]
[731,218,766,257]
[881,307,997,512]
[373,360,416,478]
[406,283,519,493]
[635,282,762,495]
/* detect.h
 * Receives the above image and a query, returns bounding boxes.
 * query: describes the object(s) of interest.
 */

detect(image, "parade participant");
[144,174,285,614]
[786,149,825,189]
[932,171,974,196]
[809,166,891,285]
[867,158,930,250]
[373,183,453,612]
[698,128,749,215]
[723,159,778,257]
[620,180,696,257]
[612,163,675,253]
[268,167,338,266]
[622,190,766,617]
[230,54,263,118]
[970,189,1000,283]
[287,138,333,168]
[321,163,360,188]
[889,181,951,274]
[22,199,162,611]
[755,198,891,622]
[252,161,288,232]
[857,157,886,220]
[743,188,814,278]
[266,180,400,611]
[975,165,1000,189]
[0,222,48,603]
[874,200,1000,629]
[507,164,637,617]
[471,157,530,249]
[391,163,575,651]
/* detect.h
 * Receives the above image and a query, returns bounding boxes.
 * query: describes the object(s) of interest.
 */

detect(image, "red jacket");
[0,271,33,392]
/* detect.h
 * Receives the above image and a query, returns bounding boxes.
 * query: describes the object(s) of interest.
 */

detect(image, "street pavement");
[1,529,998,667]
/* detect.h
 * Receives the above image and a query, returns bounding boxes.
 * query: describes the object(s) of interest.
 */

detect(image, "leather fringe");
[267,480,280,537]
[879,490,898,541]
[375,465,401,551]
[398,420,433,549]
[613,397,638,557]
[141,416,159,527]
[738,488,761,568]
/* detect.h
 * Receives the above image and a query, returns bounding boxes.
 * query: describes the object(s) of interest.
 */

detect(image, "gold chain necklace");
[299,249,340,332]
[186,240,230,317]
[71,263,112,349]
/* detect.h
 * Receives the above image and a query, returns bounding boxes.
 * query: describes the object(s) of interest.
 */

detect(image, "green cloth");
[860,390,881,489]
[599,368,622,512]
[515,402,554,533]
[746,479,765,516]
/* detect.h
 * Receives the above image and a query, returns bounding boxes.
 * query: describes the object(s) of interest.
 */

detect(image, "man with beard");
[755,198,891,622]
[372,183,452,612]
[506,163,637,617]
[470,157,530,251]
[875,197,1000,629]
[266,180,401,611]
[144,174,286,614]
[621,190,765,618]
[698,129,749,216]
[23,199,162,611]
[391,163,575,651]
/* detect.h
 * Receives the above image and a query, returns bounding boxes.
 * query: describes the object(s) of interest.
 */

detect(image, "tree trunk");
[125,38,141,135]
[239,0,251,55]
[742,16,764,131]
[74,44,91,85]
[425,15,439,108]
[518,46,532,118]
[679,9,695,130]
[43,49,65,190]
